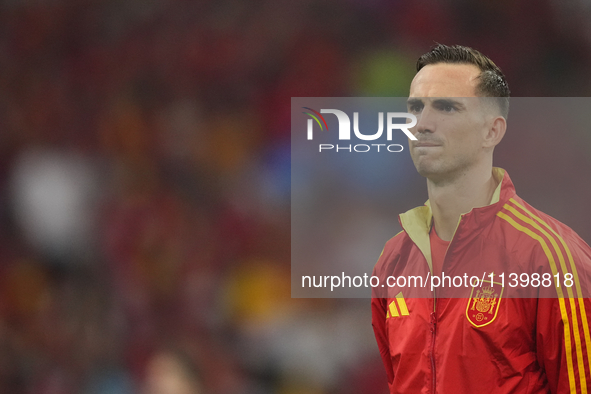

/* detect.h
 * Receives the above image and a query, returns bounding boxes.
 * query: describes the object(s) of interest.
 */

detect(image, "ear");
[483,116,506,149]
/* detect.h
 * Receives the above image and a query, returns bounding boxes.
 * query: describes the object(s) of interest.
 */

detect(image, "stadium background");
[1,0,591,393]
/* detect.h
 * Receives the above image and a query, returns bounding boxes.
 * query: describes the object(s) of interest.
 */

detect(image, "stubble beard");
[412,152,476,186]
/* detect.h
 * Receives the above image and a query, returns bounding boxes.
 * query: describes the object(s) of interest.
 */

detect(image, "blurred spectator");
[141,349,202,394]
[9,148,100,265]
[0,0,590,393]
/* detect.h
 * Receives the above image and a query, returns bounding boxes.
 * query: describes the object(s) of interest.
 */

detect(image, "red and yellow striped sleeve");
[497,198,591,394]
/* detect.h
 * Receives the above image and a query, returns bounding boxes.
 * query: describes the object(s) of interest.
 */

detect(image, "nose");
[414,106,436,135]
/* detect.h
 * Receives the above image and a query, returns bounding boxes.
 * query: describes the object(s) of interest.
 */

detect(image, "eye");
[434,101,457,113]
[442,104,454,112]
[408,104,423,113]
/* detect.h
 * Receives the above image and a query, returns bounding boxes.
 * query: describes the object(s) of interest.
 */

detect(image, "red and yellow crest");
[466,282,503,327]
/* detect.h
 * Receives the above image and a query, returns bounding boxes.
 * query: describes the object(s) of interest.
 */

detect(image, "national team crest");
[466,281,503,327]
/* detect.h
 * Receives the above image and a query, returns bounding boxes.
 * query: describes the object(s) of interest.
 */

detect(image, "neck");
[427,162,498,241]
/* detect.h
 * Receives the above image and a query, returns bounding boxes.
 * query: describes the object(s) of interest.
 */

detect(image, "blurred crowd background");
[2,0,591,393]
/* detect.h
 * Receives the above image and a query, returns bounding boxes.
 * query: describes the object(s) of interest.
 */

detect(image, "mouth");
[413,143,441,148]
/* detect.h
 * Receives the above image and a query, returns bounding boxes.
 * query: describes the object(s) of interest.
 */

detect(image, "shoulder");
[496,195,591,282]
[381,229,411,259]
[373,230,407,273]
[497,195,590,252]
[384,229,407,249]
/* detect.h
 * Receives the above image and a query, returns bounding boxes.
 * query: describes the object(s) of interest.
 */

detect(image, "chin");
[412,158,440,177]
[414,162,452,181]
[416,167,438,179]
[414,166,435,179]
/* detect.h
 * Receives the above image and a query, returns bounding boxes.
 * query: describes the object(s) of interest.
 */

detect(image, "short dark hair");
[416,44,510,118]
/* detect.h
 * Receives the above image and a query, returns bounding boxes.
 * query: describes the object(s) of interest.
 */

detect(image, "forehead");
[409,63,481,98]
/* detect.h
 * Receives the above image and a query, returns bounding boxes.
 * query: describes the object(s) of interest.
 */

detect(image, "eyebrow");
[407,98,423,107]
[406,98,467,111]
[432,98,466,111]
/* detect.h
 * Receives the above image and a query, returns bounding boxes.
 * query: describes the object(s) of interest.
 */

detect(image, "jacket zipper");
[429,214,460,394]
[430,310,437,393]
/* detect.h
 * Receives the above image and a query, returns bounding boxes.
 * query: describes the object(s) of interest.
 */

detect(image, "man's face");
[407,63,494,183]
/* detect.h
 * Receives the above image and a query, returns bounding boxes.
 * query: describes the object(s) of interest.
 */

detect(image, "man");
[371,44,591,393]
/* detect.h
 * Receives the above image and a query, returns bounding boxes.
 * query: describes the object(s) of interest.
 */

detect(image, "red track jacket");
[371,168,591,393]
